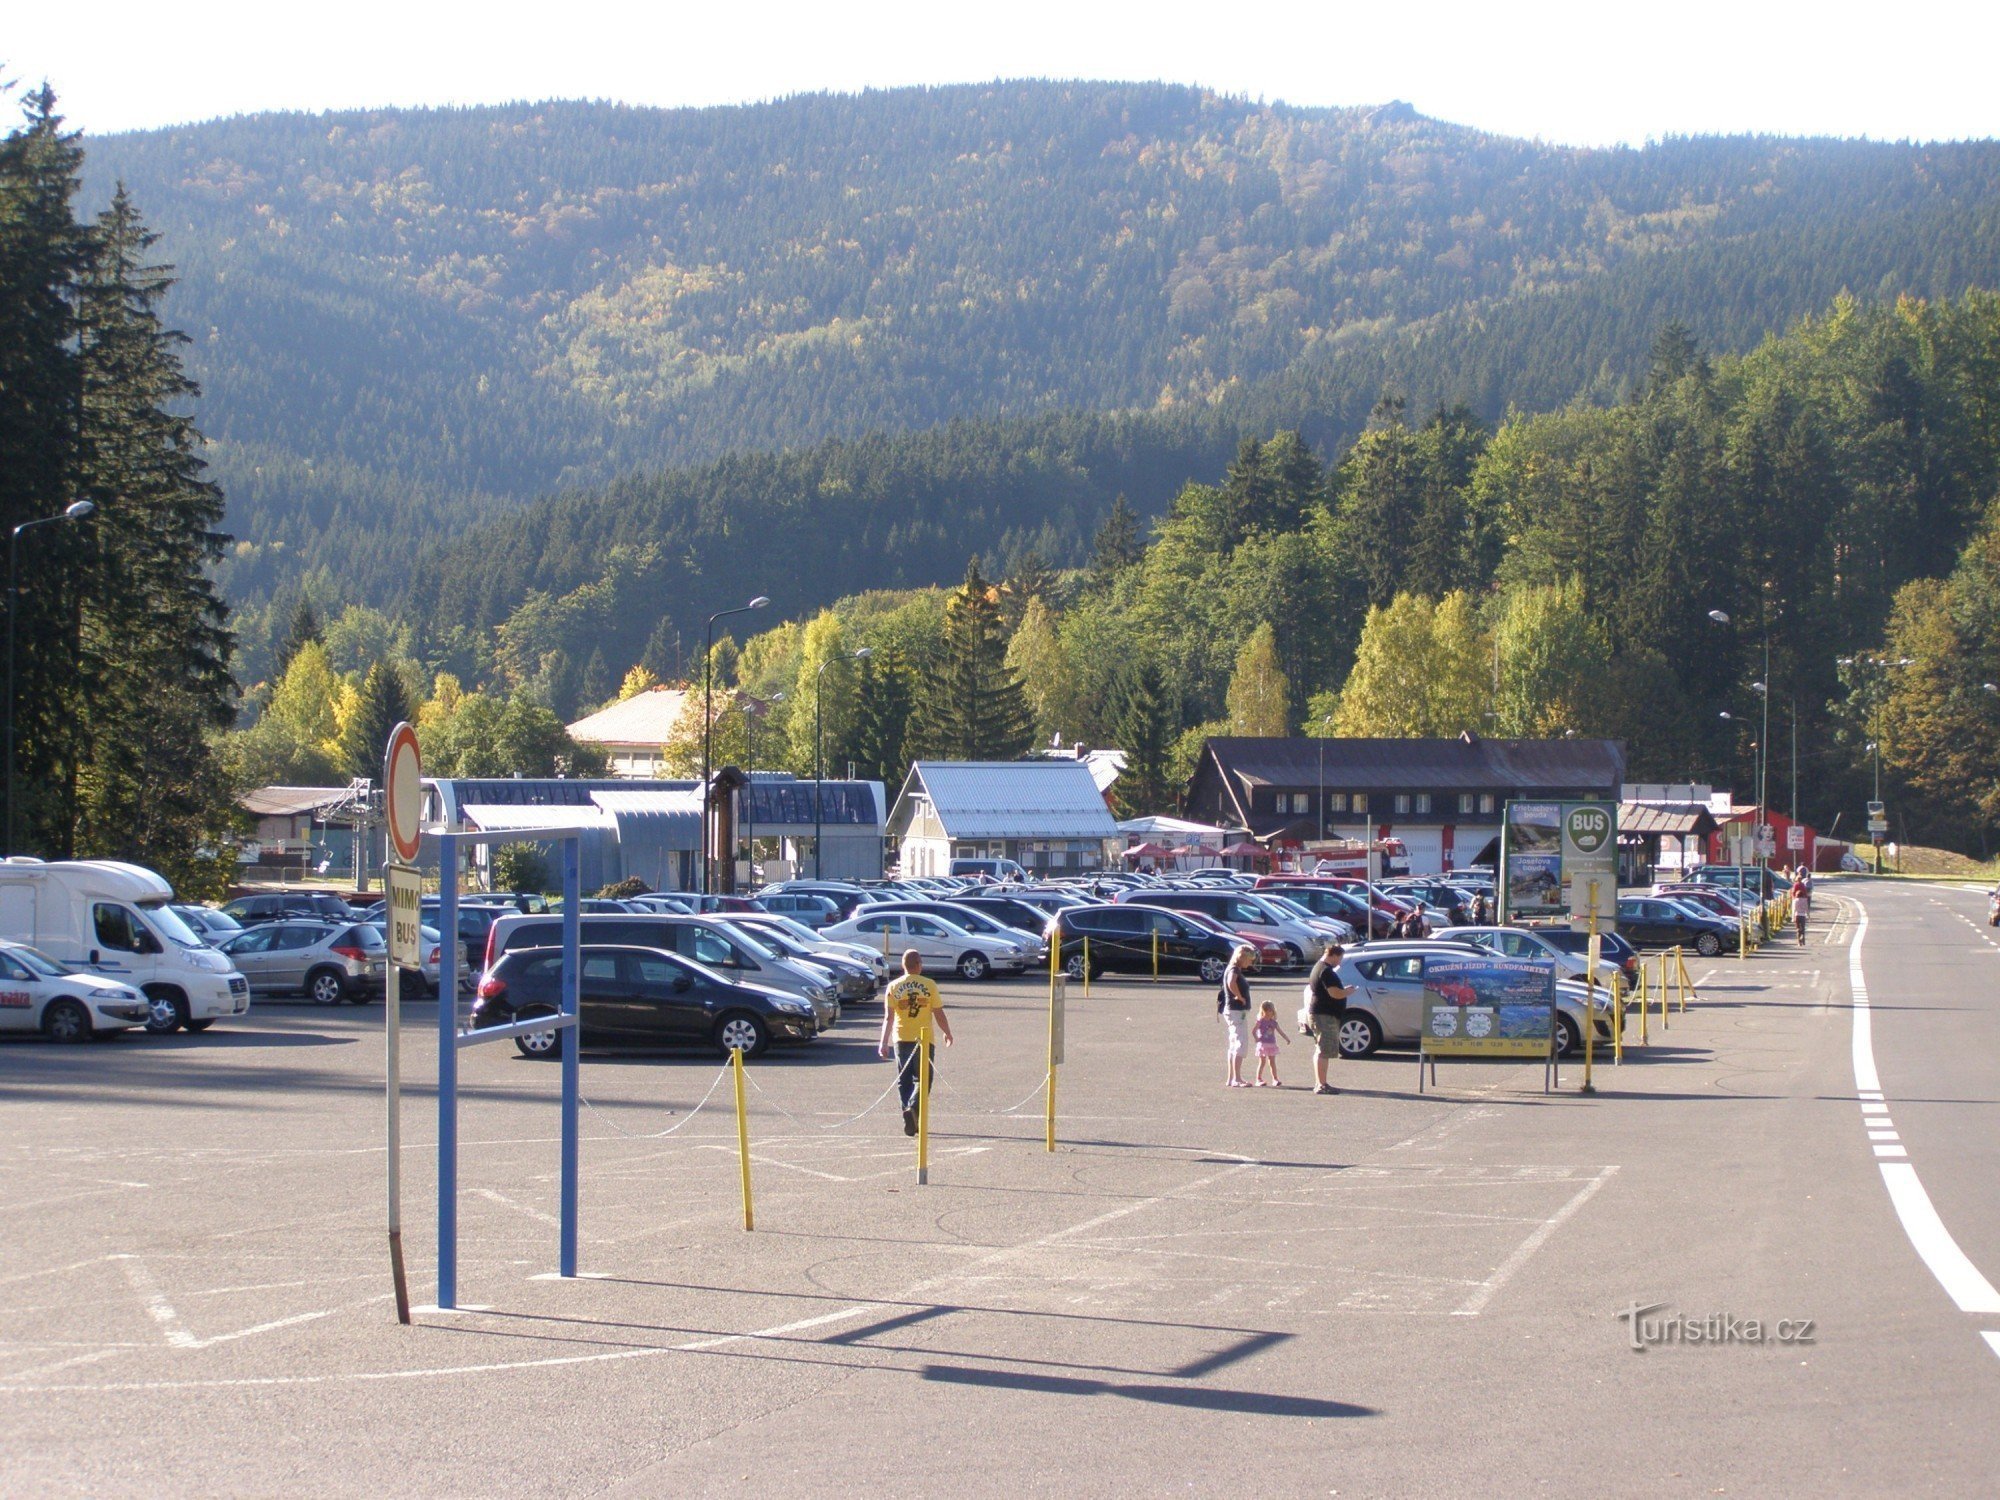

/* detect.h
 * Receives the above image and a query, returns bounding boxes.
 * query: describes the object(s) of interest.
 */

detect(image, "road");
[0,879,1995,1497]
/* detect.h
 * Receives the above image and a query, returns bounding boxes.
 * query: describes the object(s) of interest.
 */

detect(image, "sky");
[8,0,1998,147]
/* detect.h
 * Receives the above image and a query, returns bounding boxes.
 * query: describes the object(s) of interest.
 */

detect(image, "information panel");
[1420,953,1557,1058]
[1502,800,1618,928]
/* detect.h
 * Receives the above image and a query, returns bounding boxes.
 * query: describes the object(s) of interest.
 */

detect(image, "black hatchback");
[471,945,820,1059]
[1052,904,1239,983]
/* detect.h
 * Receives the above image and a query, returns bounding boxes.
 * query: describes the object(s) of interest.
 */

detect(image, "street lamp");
[813,647,870,880]
[1315,715,1333,845]
[6,500,95,854]
[744,690,783,877]
[701,596,769,892]
[1710,608,1771,874]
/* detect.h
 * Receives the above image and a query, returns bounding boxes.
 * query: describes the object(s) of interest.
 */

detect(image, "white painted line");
[1879,1165,2000,1311]
[115,1256,197,1349]
[1860,1091,1884,1102]
[1862,1103,1889,1115]
[675,1304,882,1352]
[1983,1332,2000,1362]
[1872,1146,1907,1158]
[1868,1131,1900,1142]
[471,1188,562,1230]
[1452,1167,1618,1317]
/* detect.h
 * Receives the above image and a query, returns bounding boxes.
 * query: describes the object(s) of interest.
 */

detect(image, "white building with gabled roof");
[565,687,687,779]
[887,760,1121,878]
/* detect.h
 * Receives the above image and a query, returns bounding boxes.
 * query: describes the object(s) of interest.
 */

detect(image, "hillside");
[83,81,2000,625]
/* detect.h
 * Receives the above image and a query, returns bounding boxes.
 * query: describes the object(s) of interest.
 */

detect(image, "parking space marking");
[1451,1166,1617,1317]
[115,1255,197,1349]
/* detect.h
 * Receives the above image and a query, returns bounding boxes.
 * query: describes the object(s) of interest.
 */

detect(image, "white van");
[0,859,250,1034]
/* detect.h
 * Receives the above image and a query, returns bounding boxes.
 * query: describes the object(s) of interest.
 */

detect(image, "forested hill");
[85,82,2000,618]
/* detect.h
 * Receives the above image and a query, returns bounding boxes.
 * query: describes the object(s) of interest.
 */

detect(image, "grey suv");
[217,921,386,1004]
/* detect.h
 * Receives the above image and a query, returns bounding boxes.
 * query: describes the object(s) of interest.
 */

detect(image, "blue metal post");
[437,832,460,1309]
[559,839,581,1277]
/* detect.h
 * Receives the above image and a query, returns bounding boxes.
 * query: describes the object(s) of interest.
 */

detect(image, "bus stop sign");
[384,722,423,864]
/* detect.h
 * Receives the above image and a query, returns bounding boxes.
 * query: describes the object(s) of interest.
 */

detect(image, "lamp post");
[701,596,769,893]
[1315,714,1333,847]
[1717,711,1760,865]
[6,500,95,855]
[1837,654,1911,873]
[744,690,783,880]
[1709,608,1772,874]
[813,647,870,880]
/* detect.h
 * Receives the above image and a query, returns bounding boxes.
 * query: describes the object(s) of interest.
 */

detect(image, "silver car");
[1328,941,1616,1059]
[217,921,386,1005]
[1433,926,1623,989]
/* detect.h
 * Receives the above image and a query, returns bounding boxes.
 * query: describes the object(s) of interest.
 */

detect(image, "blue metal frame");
[435,827,586,1309]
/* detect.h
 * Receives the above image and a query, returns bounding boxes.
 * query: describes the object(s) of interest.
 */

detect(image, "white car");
[1433,926,1623,989]
[0,940,154,1042]
[821,909,1036,980]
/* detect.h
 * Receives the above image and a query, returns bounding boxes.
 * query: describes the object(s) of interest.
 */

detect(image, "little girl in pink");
[1251,1000,1290,1087]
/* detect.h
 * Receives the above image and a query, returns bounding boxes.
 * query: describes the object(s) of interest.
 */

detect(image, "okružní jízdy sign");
[1421,953,1558,1058]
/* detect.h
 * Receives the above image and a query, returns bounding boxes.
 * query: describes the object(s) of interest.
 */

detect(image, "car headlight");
[186,948,231,974]
[812,985,835,1002]
[777,998,815,1016]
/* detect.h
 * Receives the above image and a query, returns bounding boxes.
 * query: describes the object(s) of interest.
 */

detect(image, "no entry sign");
[383,721,424,864]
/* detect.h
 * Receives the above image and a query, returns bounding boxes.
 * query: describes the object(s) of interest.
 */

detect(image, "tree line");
[0,86,236,895]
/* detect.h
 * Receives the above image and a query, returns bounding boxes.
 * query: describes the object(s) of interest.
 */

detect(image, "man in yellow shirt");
[878,948,954,1136]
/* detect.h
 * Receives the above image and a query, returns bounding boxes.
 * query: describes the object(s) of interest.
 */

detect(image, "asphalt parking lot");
[4,890,1999,1497]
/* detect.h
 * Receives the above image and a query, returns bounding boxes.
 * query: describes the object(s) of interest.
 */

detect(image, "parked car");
[757,882,882,922]
[1432,926,1626,988]
[724,913,891,983]
[0,939,153,1041]
[1690,865,1781,901]
[472,945,819,1059]
[172,904,244,944]
[1650,885,1750,922]
[483,913,840,1030]
[217,920,387,1003]
[357,920,450,996]
[222,890,357,925]
[821,909,1036,980]
[1532,927,1641,988]
[854,901,1047,960]
[1117,890,1343,967]
[1614,898,1738,955]
[708,913,879,1004]
[754,891,842,927]
[1050,903,1246,984]
[950,858,1026,882]
[1327,941,1616,1059]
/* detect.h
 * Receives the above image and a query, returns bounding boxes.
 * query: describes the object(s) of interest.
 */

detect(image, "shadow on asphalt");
[920,1361,1374,1417]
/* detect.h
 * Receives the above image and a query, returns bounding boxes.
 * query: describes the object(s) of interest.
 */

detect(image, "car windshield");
[141,901,206,949]
[1260,894,1317,921]
[757,915,825,945]
[714,924,778,959]
[8,944,71,977]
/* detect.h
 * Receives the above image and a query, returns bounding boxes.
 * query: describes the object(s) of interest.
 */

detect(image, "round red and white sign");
[383,721,424,864]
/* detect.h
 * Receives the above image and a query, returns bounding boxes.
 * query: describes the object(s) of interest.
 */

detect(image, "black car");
[471,945,820,1059]
[222,891,357,925]
[1614,898,1735,956]
[951,895,1064,939]
[1536,926,1641,986]
[1051,904,1239,983]
[1256,882,1393,939]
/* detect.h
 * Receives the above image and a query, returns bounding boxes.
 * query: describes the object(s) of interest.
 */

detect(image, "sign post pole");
[381,722,424,1325]
[1580,881,1599,1095]
[1046,976,1065,1152]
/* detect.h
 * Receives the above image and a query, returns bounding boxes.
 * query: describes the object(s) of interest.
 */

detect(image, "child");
[1251,999,1291,1087]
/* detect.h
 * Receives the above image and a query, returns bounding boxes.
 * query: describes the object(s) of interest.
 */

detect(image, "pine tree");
[1091,496,1145,581]
[919,560,1034,760]
[274,596,322,677]
[578,645,613,710]
[851,646,917,791]
[1110,659,1179,817]
[340,662,418,779]
[68,184,236,883]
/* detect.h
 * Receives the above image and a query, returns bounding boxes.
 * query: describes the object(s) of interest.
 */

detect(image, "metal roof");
[459,803,616,832]
[239,785,352,818]
[1202,736,1626,794]
[565,687,688,746]
[896,761,1120,840]
[742,778,883,830]
[1618,802,1718,837]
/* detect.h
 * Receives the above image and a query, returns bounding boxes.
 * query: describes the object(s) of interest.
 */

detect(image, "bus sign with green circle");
[1565,805,1612,855]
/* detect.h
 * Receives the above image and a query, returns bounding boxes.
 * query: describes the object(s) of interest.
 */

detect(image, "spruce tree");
[920,560,1034,761]
[1091,496,1144,581]
[69,184,236,884]
[341,662,418,779]
[1110,659,1179,817]
[274,596,322,677]
[851,646,917,792]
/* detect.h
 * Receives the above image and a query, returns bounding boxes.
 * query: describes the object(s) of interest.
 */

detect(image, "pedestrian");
[1305,940,1352,1095]
[878,948,954,1137]
[1251,999,1291,1087]
[1218,945,1255,1088]
[1791,868,1811,946]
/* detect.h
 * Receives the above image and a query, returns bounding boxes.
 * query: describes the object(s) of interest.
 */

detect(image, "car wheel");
[957,951,991,981]
[41,999,92,1043]
[1553,1012,1581,1057]
[1063,952,1099,982]
[514,1007,561,1060]
[1198,954,1228,984]
[1279,943,1303,967]
[142,987,188,1034]
[1336,1012,1381,1058]
[714,1011,769,1058]
[183,1018,215,1032]
[307,968,347,1006]
[1695,931,1723,957]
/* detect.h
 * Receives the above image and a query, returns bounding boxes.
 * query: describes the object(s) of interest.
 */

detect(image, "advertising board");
[1420,953,1557,1058]
[1501,800,1618,927]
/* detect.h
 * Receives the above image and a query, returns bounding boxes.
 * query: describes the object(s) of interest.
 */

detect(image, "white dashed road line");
[1846,899,2000,1357]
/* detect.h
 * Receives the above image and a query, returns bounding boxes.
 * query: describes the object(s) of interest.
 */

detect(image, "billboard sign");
[1502,800,1619,928]
[1420,954,1558,1058]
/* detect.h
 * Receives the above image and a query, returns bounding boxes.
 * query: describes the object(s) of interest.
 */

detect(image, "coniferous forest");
[8,78,2000,854]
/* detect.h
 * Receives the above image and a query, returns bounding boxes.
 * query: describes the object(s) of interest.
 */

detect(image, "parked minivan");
[0,859,250,1034]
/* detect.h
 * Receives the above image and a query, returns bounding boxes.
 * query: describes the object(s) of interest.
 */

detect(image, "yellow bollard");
[1656,955,1669,1031]
[916,1030,931,1186]
[1581,974,1596,1094]
[732,1047,753,1232]
[1739,906,1748,960]
[1638,961,1650,1046]
[1612,975,1624,1065]
[1046,981,1058,1153]
[1677,948,1697,1008]
[1672,946,1687,1013]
